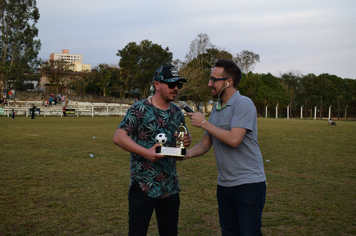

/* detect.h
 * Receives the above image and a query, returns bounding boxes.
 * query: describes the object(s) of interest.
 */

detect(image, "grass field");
[0,116,355,235]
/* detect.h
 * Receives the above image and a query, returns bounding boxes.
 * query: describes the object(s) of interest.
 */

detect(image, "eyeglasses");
[209,77,229,85]
[161,81,183,89]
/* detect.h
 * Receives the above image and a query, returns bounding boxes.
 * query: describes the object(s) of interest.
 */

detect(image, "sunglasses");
[161,81,183,89]
[209,77,229,85]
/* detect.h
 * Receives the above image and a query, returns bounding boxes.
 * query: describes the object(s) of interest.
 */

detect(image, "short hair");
[214,59,242,88]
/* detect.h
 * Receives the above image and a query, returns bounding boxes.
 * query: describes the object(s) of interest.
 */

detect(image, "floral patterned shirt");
[118,98,187,199]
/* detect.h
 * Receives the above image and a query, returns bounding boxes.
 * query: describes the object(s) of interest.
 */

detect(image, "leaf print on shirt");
[139,182,151,193]
[156,117,167,128]
[142,161,153,171]
[125,108,138,124]
[135,109,144,119]
[138,130,149,140]
[118,99,186,199]
[160,192,170,199]
[155,172,166,182]
[146,123,160,136]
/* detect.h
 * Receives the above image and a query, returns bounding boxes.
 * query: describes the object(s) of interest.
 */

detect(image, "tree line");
[39,34,356,119]
[1,1,355,118]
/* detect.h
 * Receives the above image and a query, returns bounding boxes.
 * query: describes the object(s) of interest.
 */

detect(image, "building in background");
[39,49,92,94]
[49,49,91,72]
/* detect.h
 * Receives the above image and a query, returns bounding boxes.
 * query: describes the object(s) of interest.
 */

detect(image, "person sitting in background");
[328,118,336,125]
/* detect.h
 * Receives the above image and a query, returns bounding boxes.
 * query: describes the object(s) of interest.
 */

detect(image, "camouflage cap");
[153,66,187,83]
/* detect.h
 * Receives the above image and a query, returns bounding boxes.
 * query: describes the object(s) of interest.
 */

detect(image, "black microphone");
[179,101,194,113]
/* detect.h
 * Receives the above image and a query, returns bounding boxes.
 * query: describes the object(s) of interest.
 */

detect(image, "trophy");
[155,123,187,157]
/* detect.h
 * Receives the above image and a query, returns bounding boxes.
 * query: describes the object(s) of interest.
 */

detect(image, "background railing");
[0,101,132,117]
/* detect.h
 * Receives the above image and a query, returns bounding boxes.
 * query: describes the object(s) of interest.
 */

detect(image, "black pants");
[128,181,180,236]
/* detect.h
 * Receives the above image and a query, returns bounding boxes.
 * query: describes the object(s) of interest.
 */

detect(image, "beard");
[211,87,226,99]
[162,91,178,102]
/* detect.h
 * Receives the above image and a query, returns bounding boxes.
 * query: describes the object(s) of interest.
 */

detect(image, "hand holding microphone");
[178,101,194,113]
[179,101,207,129]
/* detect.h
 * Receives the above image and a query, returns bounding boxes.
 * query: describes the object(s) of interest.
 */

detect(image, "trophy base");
[156,146,186,157]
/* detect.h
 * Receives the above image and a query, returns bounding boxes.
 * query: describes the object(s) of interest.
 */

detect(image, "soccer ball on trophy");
[155,133,167,145]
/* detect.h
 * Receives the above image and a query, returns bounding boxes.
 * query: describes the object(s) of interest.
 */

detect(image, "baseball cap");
[153,66,187,83]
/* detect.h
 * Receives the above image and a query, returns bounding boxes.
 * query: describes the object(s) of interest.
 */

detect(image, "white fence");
[0,101,132,117]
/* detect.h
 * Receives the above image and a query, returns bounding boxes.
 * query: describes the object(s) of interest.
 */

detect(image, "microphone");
[179,101,194,113]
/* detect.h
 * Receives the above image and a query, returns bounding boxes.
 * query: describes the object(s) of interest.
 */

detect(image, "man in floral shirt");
[113,65,191,236]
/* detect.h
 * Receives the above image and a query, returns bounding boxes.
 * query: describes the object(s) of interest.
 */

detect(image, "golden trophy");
[155,123,187,157]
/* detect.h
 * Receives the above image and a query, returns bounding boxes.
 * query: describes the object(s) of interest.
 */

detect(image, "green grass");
[0,116,355,235]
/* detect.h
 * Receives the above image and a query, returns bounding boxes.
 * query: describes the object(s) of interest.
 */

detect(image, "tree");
[346,79,356,118]
[185,33,214,72]
[238,73,289,116]
[177,33,234,104]
[280,71,303,117]
[41,59,72,94]
[68,70,94,96]
[205,48,233,68]
[92,64,121,97]
[233,50,260,77]
[179,46,233,104]
[0,0,41,91]
[117,40,172,98]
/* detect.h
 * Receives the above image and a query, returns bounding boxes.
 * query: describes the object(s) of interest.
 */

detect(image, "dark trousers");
[128,181,180,236]
[217,182,266,236]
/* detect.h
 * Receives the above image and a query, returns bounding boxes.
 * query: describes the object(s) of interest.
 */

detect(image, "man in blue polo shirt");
[185,59,266,236]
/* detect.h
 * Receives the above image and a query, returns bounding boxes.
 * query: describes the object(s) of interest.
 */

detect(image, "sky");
[36,0,356,79]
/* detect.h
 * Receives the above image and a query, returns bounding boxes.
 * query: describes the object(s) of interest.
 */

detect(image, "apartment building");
[38,49,92,94]
[49,49,91,72]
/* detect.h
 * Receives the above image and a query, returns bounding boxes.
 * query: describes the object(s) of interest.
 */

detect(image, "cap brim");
[163,77,187,83]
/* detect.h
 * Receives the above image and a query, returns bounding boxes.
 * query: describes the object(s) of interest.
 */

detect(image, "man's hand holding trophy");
[155,123,188,157]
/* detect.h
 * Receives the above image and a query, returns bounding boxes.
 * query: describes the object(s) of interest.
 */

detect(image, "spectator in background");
[328,118,336,125]
[31,104,36,119]
[61,95,65,105]
[49,96,53,107]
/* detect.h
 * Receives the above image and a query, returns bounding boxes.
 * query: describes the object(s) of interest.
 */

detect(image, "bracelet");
[201,120,207,128]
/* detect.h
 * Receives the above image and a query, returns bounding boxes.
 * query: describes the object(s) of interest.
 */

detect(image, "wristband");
[201,120,207,128]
